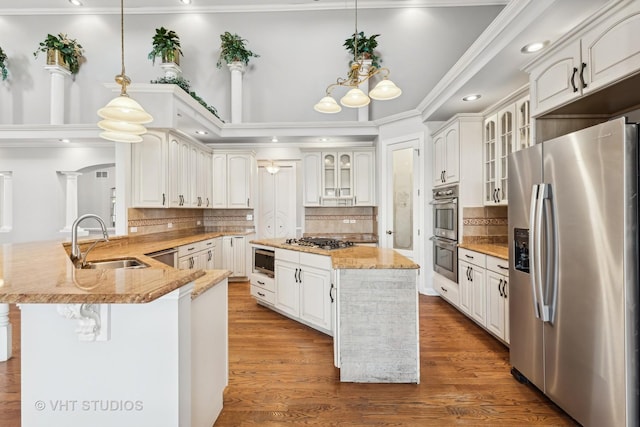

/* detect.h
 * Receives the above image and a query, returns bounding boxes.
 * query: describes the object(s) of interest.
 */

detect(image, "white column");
[227,61,245,124]
[58,171,86,235]
[44,65,71,125]
[358,60,372,122]
[0,303,11,361]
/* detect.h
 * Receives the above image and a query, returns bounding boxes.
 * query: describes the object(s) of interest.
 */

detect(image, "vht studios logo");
[34,399,144,412]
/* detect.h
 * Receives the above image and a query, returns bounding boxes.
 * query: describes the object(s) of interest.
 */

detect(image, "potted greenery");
[0,46,7,81]
[343,31,381,69]
[216,31,259,69]
[33,33,84,74]
[148,27,183,65]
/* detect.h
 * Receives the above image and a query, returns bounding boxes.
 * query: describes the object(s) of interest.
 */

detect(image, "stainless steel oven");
[431,186,458,241]
[431,237,457,282]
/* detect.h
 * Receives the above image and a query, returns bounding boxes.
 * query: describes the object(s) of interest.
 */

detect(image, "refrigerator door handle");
[537,184,553,323]
[542,183,558,324]
[529,184,542,319]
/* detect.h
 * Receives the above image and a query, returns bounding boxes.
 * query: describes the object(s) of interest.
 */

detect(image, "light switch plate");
[130,226,138,233]
[246,214,253,221]
[167,222,173,228]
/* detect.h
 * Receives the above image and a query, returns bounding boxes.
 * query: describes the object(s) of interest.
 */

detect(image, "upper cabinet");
[131,131,213,209]
[527,0,640,117]
[303,148,375,207]
[432,121,459,187]
[212,152,255,209]
[483,93,530,206]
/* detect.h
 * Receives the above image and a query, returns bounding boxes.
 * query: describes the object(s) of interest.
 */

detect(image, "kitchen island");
[0,232,233,427]
[250,239,421,383]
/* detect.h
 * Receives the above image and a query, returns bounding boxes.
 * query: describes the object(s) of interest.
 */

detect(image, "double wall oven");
[430,185,458,282]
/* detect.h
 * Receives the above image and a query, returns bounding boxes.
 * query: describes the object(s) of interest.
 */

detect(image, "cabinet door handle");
[298,268,302,283]
[502,280,508,299]
[579,62,587,89]
[329,283,335,303]
[469,267,473,282]
[247,198,250,207]
[162,193,166,206]
[189,257,194,269]
[208,250,212,261]
[206,198,210,207]
[294,268,299,283]
[498,279,503,297]
[571,67,578,92]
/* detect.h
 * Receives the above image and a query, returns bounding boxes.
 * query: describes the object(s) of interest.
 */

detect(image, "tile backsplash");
[462,206,508,244]
[128,208,254,235]
[305,206,377,235]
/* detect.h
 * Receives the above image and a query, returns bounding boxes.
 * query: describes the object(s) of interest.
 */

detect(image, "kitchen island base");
[337,268,419,383]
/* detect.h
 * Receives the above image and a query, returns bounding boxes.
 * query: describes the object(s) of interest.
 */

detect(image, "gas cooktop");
[285,237,354,251]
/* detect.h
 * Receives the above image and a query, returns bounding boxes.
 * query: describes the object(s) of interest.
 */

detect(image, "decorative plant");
[343,31,381,69]
[0,46,7,81]
[33,33,84,74]
[150,76,222,121]
[216,31,259,68]
[148,27,183,65]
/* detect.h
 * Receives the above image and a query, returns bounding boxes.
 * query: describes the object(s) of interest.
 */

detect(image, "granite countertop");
[301,233,378,244]
[251,239,419,269]
[458,242,509,260]
[0,229,239,304]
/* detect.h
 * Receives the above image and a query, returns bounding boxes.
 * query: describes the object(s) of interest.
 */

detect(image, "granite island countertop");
[0,229,240,304]
[251,239,418,269]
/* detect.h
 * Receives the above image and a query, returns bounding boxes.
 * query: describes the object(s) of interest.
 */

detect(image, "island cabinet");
[211,152,255,209]
[526,0,640,117]
[302,148,375,207]
[132,130,213,209]
[274,248,333,334]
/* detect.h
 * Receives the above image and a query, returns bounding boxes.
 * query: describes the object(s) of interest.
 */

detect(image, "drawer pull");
[257,292,265,297]
[465,254,474,259]
[497,264,508,270]
[257,280,265,285]
[440,286,448,293]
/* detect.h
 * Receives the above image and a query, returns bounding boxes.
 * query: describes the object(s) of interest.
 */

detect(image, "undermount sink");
[81,258,149,270]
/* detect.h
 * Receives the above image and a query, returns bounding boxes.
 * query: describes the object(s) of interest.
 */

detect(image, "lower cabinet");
[222,236,246,278]
[178,238,221,270]
[441,247,509,345]
[250,273,275,305]
[273,248,333,334]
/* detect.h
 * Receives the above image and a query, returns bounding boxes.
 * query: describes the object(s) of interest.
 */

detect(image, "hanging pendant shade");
[314,96,342,113]
[97,95,153,124]
[369,79,402,100]
[97,119,147,134]
[340,88,370,108]
[99,131,143,143]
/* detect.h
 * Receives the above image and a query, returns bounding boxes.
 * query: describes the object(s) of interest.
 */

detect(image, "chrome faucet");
[71,214,109,268]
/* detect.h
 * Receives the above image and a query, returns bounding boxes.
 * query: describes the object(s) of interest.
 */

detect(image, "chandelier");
[97,0,153,143]
[314,0,401,114]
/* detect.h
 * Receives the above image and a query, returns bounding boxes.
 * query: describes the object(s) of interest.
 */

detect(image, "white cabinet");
[483,94,530,206]
[131,131,168,208]
[434,273,459,307]
[485,256,510,344]
[212,153,254,209]
[458,248,487,327]
[527,1,640,117]
[274,249,333,334]
[432,121,459,187]
[258,166,296,239]
[250,273,276,305]
[352,150,375,206]
[302,148,375,207]
[222,236,246,278]
[177,238,221,270]
[131,131,212,209]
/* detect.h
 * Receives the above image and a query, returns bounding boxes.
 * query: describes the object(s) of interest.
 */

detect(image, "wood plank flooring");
[0,282,577,426]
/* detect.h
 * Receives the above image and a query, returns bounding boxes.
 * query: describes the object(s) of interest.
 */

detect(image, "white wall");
[0,6,501,124]
[77,164,116,229]
[0,145,115,243]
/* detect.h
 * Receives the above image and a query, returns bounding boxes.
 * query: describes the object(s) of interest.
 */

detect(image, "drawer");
[250,273,275,293]
[434,273,459,307]
[300,252,332,270]
[251,285,275,305]
[275,248,299,264]
[200,238,218,250]
[458,248,486,268]
[486,255,509,275]
[178,242,201,258]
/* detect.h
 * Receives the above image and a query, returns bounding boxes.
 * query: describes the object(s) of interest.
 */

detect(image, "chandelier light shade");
[314,96,342,114]
[314,0,401,114]
[97,0,153,143]
[265,162,280,175]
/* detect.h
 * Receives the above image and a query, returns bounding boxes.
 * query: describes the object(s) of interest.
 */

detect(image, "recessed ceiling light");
[271,136,278,143]
[179,0,192,4]
[521,41,549,54]
[195,130,208,135]
[320,137,329,142]
[462,94,481,102]
[68,0,83,6]
[59,138,71,143]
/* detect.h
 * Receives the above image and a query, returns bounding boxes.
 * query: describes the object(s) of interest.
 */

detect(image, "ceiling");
[0,0,612,146]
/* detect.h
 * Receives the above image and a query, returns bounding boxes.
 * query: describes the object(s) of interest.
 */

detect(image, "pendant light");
[97,0,152,143]
[313,0,401,113]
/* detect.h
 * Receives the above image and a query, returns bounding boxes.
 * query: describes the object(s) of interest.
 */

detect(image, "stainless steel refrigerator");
[508,117,638,427]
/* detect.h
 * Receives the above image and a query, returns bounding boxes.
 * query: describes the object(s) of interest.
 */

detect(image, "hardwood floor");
[0,282,577,426]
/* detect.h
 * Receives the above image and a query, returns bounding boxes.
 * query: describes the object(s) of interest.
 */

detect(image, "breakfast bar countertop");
[0,229,241,304]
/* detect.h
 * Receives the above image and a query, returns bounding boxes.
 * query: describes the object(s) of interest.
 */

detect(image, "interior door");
[385,140,421,262]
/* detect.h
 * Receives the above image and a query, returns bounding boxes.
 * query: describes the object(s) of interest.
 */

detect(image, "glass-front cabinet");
[322,152,353,203]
